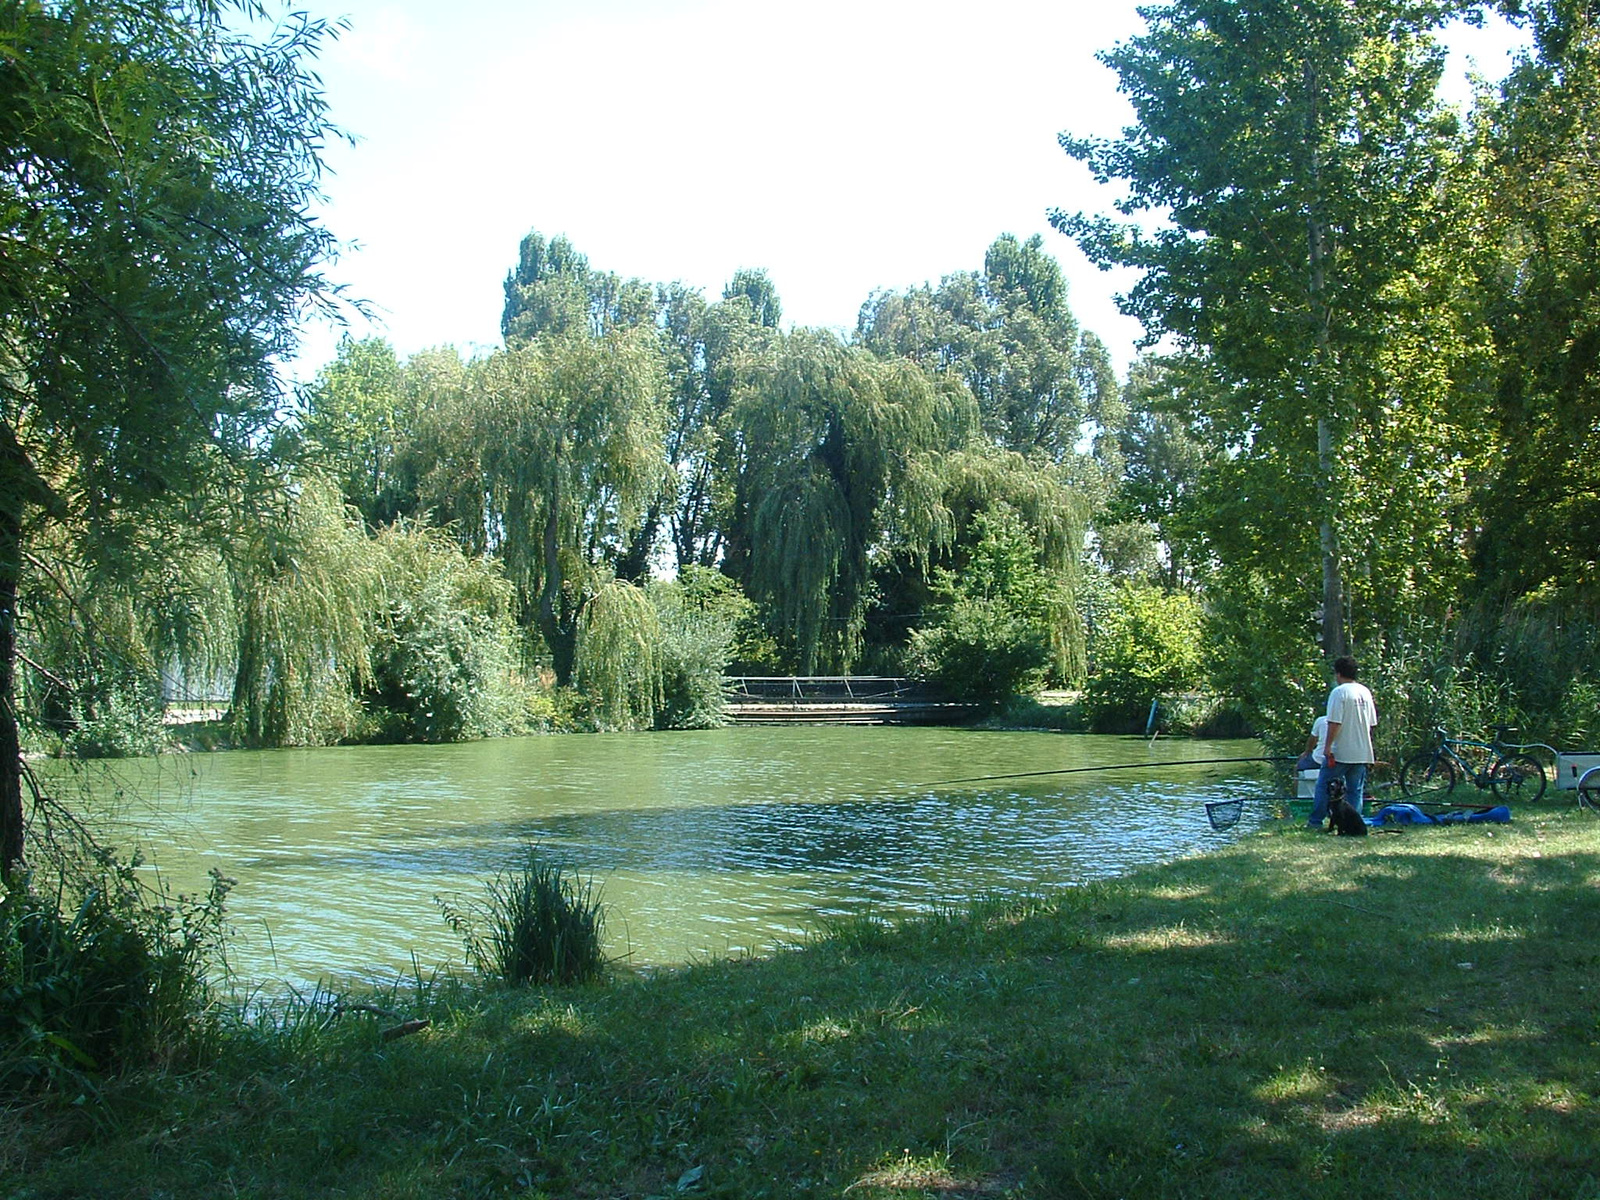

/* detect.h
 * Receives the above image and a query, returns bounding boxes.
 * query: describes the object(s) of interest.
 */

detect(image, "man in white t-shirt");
[1308,656,1378,829]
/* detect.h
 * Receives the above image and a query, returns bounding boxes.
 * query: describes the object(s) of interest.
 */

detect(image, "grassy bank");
[5,809,1598,1199]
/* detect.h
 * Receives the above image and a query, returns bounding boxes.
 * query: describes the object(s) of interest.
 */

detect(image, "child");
[1296,714,1329,773]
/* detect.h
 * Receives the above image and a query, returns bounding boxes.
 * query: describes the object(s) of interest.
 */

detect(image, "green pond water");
[73,726,1274,992]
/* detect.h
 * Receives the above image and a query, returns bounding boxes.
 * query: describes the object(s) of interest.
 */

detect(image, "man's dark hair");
[1333,656,1359,680]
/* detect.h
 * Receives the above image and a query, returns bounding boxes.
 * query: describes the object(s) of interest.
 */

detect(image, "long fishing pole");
[926,755,1296,788]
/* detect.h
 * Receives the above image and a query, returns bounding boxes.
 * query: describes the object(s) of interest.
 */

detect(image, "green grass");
[4,809,1599,1198]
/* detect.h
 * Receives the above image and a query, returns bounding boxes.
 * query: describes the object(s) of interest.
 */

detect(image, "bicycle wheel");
[1400,752,1459,799]
[1578,766,1600,812]
[1490,753,1548,803]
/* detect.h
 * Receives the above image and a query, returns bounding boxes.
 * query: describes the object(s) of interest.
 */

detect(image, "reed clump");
[438,844,606,986]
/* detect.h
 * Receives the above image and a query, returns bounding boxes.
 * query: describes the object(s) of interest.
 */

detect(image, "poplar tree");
[1056,0,1480,659]
[858,234,1115,465]
[1473,0,1600,592]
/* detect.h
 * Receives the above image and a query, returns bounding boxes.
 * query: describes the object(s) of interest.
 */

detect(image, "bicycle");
[1399,724,1551,804]
[1581,766,1600,812]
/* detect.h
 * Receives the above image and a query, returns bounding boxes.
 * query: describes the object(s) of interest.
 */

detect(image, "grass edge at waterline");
[6,808,1599,1198]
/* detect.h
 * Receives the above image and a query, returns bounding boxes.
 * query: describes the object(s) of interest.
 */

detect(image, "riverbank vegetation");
[5,0,1600,1180]
[6,807,1597,1197]
[6,1,1600,818]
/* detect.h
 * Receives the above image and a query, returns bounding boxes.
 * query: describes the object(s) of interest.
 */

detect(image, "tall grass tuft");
[438,845,606,986]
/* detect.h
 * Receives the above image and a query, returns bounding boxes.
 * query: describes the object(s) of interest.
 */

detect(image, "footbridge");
[722,676,978,725]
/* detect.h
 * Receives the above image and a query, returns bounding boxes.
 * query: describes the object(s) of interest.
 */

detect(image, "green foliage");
[17,523,235,760]
[1,852,231,1091]
[365,524,525,743]
[1099,354,1215,591]
[0,0,343,865]
[910,506,1066,710]
[17,581,170,760]
[501,230,655,343]
[574,579,663,732]
[1365,593,1600,760]
[227,479,381,748]
[437,845,606,987]
[646,569,749,730]
[858,233,1115,465]
[730,332,964,673]
[1082,584,1205,732]
[892,447,1090,681]
[0,0,342,518]
[475,329,670,685]
[910,597,1050,713]
[1471,4,1600,592]
[298,338,417,529]
[1058,0,1485,658]
[58,678,167,760]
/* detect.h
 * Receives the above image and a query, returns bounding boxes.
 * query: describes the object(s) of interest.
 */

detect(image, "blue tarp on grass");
[1369,802,1512,826]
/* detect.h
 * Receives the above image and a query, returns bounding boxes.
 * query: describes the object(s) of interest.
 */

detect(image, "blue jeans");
[1309,761,1368,828]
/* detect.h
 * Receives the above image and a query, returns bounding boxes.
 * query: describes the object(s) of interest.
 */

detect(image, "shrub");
[911,596,1051,713]
[575,580,662,732]
[1,853,231,1092]
[438,845,606,987]
[909,505,1067,712]
[60,676,167,759]
[649,569,748,729]
[366,524,526,742]
[1083,584,1205,732]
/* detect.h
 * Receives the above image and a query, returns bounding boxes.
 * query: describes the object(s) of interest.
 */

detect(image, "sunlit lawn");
[5,806,1598,1199]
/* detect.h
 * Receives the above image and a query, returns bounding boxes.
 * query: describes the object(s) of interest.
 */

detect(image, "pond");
[72,726,1276,993]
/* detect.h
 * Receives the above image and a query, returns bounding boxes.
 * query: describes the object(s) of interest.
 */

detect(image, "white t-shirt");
[1326,681,1378,764]
[1308,715,1329,766]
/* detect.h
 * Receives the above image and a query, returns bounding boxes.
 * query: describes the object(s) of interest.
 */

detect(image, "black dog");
[1326,792,1369,837]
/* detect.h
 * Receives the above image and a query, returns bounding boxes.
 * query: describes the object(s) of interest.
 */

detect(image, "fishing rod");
[926,755,1297,788]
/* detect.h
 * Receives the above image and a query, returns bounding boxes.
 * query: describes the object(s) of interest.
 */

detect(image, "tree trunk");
[616,500,660,583]
[0,535,24,878]
[1305,57,1346,660]
[537,481,577,687]
[0,448,26,877]
[1317,416,1346,659]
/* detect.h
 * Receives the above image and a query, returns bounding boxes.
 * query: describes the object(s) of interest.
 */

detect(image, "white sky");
[288,0,1528,384]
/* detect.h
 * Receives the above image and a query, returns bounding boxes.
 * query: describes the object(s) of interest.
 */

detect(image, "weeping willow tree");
[472,329,669,684]
[18,518,238,756]
[15,474,387,752]
[726,331,967,674]
[227,479,382,747]
[574,578,662,731]
[0,1,344,871]
[892,446,1091,683]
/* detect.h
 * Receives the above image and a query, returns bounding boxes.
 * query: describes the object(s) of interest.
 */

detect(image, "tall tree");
[1056,0,1480,659]
[617,275,780,580]
[858,234,1115,466]
[299,337,415,529]
[724,330,963,673]
[1472,0,1600,592]
[0,0,341,872]
[501,230,654,343]
[473,331,668,684]
[1103,354,1216,592]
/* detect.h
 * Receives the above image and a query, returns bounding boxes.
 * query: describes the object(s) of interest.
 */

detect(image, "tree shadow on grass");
[12,825,1598,1199]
